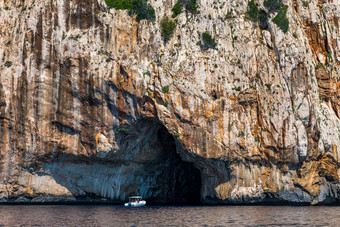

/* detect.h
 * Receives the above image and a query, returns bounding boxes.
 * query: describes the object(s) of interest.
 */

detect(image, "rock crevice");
[0,0,339,204]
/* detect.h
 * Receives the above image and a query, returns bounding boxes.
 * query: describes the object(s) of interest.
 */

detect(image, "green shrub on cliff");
[105,0,132,9]
[162,85,169,93]
[272,5,289,33]
[172,1,183,18]
[186,0,199,14]
[105,0,155,21]
[264,0,283,13]
[115,127,129,134]
[245,0,268,29]
[258,10,268,29]
[130,0,156,21]
[245,0,269,30]
[245,0,259,21]
[161,17,176,43]
[245,0,288,33]
[4,61,12,68]
[171,0,198,18]
[200,32,216,50]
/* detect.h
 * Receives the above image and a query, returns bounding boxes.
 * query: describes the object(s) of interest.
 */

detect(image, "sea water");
[0,205,338,226]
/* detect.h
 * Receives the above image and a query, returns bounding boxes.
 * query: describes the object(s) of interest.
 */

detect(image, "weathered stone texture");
[0,0,339,204]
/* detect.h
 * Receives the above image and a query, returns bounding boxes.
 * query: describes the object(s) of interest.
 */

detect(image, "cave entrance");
[138,120,202,205]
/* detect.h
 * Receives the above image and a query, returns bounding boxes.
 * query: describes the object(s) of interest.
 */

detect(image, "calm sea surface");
[0,205,339,226]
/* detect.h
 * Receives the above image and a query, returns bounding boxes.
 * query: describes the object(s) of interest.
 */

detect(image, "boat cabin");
[129,196,143,203]
[125,196,146,206]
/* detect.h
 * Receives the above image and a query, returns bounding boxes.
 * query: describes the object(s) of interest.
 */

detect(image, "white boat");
[124,196,146,207]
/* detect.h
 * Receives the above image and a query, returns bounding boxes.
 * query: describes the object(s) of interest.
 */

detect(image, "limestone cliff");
[0,0,339,204]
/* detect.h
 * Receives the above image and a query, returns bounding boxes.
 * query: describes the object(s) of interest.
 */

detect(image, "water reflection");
[0,205,338,226]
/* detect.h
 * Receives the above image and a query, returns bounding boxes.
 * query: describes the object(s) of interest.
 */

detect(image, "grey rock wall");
[0,0,339,204]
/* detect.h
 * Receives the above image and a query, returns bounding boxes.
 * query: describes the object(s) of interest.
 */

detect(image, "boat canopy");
[129,196,142,200]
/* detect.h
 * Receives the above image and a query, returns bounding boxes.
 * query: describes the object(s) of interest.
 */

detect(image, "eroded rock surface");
[0,0,339,204]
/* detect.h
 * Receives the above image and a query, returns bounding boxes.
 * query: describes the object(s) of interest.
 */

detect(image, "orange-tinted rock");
[0,0,339,205]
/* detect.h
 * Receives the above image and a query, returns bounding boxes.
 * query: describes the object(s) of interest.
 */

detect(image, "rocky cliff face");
[0,0,339,204]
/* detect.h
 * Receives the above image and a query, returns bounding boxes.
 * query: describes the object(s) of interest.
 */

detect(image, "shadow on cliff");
[40,119,203,205]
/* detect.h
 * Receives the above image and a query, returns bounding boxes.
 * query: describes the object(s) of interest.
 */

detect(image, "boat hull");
[124,201,146,207]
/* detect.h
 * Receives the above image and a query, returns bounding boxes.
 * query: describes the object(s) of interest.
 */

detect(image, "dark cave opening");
[145,123,202,205]
[42,119,203,205]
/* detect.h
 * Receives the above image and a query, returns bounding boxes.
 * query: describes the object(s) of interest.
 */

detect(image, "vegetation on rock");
[246,0,288,33]
[200,32,217,50]
[185,0,199,14]
[245,0,259,21]
[105,0,132,9]
[264,0,283,12]
[162,85,169,93]
[225,9,234,19]
[172,1,183,18]
[4,61,12,68]
[246,0,268,29]
[238,131,245,137]
[115,127,129,134]
[272,5,289,33]
[105,0,155,21]
[264,0,289,33]
[161,17,176,43]
[258,10,268,30]
[171,0,199,18]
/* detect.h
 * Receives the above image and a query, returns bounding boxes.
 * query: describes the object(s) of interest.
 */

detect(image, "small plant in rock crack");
[225,9,234,19]
[115,127,129,134]
[174,132,181,139]
[164,100,169,107]
[143,71,151,77]
[199,32,217,50]
[265,83,272,90]
[4,61,12,68]
[162,85,169,93]
[232,86,241,91]
[161,17,176,43]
